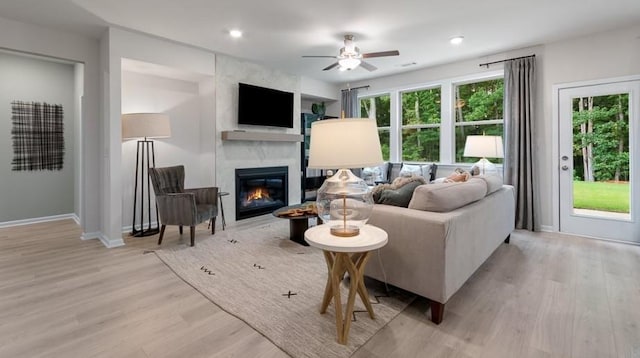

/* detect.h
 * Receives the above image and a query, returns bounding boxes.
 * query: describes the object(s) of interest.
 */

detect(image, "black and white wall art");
[11,100,64,171]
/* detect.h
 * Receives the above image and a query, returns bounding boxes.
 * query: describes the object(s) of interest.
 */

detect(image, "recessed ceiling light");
[229,29,243,38]
[450,36,464,45]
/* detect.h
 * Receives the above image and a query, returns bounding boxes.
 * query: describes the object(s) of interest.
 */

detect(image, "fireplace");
[235,166,288,220]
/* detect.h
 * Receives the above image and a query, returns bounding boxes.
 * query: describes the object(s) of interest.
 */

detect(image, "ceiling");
[1,0,639,84]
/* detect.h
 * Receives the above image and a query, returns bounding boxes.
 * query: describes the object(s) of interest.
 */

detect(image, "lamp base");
[330,225,360,237]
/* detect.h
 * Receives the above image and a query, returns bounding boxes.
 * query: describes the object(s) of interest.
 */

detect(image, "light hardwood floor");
[1,219,639,358]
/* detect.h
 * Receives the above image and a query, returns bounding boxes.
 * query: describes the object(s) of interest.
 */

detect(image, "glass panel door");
[558,80,639,242]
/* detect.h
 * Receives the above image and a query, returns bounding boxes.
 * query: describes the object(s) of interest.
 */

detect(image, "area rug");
[153,220,414,358]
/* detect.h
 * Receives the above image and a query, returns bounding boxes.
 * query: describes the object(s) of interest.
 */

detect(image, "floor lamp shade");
[122,113,172,237]
[308,118,383,237]
[463,135,504,176]
[122,113,171,139]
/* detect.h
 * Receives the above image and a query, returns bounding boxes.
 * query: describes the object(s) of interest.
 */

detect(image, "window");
[401,87,441,161]
[360,94,391,160]
[454,78,504,163]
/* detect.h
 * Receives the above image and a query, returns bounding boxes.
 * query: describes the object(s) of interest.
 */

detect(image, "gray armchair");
[149,165,218,246]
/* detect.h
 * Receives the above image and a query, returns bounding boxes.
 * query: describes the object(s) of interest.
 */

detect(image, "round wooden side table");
[304,224,388,345]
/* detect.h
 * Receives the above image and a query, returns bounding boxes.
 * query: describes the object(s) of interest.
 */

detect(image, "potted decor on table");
[311,102,326,119]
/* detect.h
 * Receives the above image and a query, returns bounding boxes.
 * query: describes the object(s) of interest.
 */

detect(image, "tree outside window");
[360,94,391,160]
[401,87,441,162]
[454,78,504,163]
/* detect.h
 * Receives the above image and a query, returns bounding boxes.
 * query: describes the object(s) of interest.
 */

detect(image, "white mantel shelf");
[221,130,303,142]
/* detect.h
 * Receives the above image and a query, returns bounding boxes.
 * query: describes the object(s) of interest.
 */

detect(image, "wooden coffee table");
[272,203,321,246]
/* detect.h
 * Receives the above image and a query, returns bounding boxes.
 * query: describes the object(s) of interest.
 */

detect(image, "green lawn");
[573,181,629,213]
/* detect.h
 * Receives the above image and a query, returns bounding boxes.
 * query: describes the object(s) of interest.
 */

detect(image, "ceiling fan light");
[450,36,464,45]
[338,57,361,70]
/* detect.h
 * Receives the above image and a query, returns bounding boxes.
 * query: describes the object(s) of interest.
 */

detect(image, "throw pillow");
[372,175,427,207]
[362,163,389,185]
[399,164,422,177]
[361,167,378,185]
[443,168,471,183]
[374,180,425,207]
[420,163,438,182]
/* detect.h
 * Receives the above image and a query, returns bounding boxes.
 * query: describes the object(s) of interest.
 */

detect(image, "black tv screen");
[238,83,294,128]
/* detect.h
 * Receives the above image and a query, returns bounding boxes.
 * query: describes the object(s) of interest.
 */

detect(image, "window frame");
[357,69,504,165]
[399,85,442,162]
[452,75,505,164]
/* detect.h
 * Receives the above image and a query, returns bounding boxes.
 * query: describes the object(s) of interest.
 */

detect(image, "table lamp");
[463,135,504,176]
[308,118,383,237]
[122,113,171,237]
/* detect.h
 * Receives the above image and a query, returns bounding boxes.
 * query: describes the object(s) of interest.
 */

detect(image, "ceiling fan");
[302,35,399,72]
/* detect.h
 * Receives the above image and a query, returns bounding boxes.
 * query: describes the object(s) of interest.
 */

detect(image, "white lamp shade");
[308,118,383,169]
[122,113,172,140]
[463,135,504,158]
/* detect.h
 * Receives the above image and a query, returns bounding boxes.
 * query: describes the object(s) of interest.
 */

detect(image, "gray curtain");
[504,56,539,231]
[341,88,358,118]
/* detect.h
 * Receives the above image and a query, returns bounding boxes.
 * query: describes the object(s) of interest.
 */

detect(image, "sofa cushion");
[408,178,488,212]
[475,174,503,195]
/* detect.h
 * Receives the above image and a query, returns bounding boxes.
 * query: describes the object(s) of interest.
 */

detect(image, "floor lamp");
[122,113,172,237]
[463,135,504,176]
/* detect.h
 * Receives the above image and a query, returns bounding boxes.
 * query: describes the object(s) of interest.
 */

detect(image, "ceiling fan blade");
[359,61,378,72]
[362,50,400,58]
[322,62,340,71]
[302,55,337,58]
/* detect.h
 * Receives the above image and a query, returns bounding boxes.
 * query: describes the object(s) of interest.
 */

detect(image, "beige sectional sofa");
[365,177,516,324]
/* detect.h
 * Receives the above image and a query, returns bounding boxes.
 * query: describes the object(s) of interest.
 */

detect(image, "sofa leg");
[211,217,216,235]
[190,226,196,247]
[430,301,445,324]
[179,226,183,235]
[504,234,511,244]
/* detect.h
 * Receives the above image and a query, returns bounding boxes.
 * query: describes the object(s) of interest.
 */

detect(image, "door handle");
[561,165,569,171]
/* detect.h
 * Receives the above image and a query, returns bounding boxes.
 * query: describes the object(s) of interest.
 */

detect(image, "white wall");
[102,27,216,246]
[215,54,301,225]
[0,51,75,222]
[347,24,640,231]
[121,70,215,230]
[0,16,100,236]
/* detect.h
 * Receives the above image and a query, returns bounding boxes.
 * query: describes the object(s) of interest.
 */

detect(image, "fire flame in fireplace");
[248,187,270,201]
[243,187,273,206]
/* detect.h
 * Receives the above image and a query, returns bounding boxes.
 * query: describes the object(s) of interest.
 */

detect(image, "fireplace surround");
[235,166,288,220]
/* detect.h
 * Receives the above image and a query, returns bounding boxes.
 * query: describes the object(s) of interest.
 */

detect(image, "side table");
[304,224,388,345]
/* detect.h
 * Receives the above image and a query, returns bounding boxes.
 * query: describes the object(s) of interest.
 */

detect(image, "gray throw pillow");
[374,180,423,207]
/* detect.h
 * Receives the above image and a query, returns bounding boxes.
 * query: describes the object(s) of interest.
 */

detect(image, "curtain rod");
[341,85,370,92]
[479,54,535,68]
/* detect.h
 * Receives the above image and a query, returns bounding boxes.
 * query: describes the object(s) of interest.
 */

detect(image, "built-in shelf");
[221,130,303,142]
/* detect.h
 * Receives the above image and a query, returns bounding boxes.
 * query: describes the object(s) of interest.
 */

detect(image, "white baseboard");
[0,213,76,228]
[540,225,554,232]
[99,233,125,248]
[122,221,159,234]
[71,214,80,225]
[81,231,101,240]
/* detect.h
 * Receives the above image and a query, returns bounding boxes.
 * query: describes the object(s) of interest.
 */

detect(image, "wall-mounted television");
[238,83,294,128]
